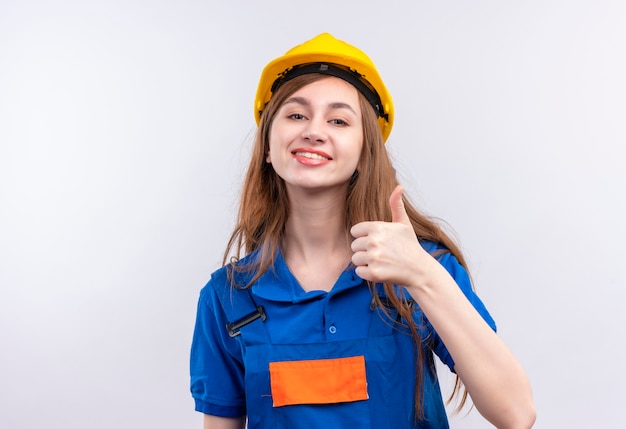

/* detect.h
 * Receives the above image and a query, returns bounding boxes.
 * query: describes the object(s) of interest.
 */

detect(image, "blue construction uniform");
[190,241,496,428]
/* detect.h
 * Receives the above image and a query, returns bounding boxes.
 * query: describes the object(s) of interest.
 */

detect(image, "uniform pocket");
[269,355,368,407]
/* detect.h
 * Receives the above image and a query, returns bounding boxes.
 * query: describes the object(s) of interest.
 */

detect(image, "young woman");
[190,33,535,429]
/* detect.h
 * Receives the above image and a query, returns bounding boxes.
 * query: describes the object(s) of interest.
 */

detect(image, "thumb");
[389,185,411,225]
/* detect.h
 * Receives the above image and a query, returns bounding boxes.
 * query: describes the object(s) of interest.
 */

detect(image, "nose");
[302,118,327,143]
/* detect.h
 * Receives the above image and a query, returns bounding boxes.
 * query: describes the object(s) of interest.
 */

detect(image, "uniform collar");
[252,249,364,303]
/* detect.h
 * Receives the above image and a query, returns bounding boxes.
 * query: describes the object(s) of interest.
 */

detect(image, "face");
[266,76,363,194]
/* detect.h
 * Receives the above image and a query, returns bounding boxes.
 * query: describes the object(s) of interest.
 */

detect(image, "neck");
[282,186,351,261]
[280,186,353,292]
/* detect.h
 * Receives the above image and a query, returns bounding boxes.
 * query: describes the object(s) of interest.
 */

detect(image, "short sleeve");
[423,247,497,372]
[190,272,247,417]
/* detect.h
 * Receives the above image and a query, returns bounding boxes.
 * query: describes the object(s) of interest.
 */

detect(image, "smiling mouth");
[293,151,331,161]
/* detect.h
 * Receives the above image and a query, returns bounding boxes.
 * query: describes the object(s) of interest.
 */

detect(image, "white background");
[1,1,625,428]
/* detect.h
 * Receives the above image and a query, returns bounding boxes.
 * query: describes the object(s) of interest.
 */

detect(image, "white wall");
[1,1,624,427]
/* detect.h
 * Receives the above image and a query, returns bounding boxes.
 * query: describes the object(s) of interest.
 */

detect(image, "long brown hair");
[223,73,468,418]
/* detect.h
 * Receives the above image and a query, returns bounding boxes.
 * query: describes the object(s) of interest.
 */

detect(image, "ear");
[266,151,272,164]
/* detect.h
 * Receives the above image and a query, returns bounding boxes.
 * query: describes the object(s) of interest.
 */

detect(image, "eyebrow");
[283,96,357,115]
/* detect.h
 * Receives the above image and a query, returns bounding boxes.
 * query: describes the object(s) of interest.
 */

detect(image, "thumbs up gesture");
[350,185,430,286]
[388,184,413,226]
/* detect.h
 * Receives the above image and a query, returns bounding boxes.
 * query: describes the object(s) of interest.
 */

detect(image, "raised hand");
[350,185,427,286]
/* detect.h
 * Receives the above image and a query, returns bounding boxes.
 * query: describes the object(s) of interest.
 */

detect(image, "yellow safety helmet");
[254,33,394,142]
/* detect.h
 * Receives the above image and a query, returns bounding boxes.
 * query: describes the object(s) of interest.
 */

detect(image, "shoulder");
[198,249,267,319]
[420,240,497,332]
[419,240,463,274]
[420,239,470,288]
[201,250,262,296]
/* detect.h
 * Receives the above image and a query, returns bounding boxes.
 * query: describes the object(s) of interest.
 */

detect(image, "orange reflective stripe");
[269,355,368,407]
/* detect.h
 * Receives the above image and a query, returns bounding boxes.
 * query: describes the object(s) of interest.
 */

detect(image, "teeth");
[295,152,329,160]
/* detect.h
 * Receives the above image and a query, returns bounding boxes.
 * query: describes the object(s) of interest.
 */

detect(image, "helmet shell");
[254,33,394,142]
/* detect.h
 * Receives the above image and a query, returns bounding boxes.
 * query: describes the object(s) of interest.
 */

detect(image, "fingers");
[350,184,415,284]
[389,185,411,226]
[351,248,369,268]
[350,222,367,239]
[351,185,410,239]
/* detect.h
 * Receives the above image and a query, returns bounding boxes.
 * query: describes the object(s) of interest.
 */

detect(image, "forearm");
[203,414,246,429]
[349,190,536,427]
[405,261,536,428]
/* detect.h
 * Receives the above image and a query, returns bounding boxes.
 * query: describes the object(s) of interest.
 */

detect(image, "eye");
[288,113,306,120]
[330,118,348,126]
